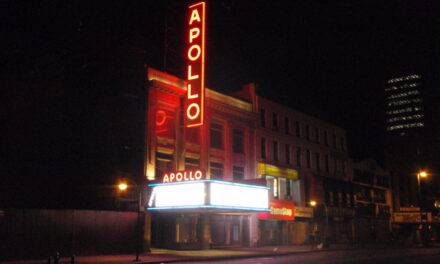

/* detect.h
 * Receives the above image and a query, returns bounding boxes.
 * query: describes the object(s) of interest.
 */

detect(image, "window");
[306,125,310,141]
[315,153,320,171]
[232,129,244,153]
[340,137,345,151]
[261,138,266,159]
[210,123,223,149]
[315,127,320,143]
[284,117,290,134]
[332,135,337,149]
[273,113,278,129]
[296,147,302,167]
[260,109,266,127]
[325,155,329,172]
[334,157,338,172]
[285,144,290,164]
[233,166,244,181]
[185,157,200,171]
[155,152,173,180]
[324,130,328,146]
[273,177,279,199]
[306,150,311,168]
[295,121,300,137]
[210,162,223,180]
[273,141,279,161]
[286,179,292,197]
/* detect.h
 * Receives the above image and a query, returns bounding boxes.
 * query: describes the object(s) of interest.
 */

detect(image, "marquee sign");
[186,2,205,127]
[148,180,270,212]
[162,170,205,183]
[259,200,295,220]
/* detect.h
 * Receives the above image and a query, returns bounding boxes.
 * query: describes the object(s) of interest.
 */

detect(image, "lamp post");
[118,181,145,261]
[416,171,427,245]
[310,200,328,248]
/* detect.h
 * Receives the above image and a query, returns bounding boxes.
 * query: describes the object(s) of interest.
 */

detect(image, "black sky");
[3,0,439,162]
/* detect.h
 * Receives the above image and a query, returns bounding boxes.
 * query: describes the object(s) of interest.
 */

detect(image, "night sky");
[3,0,439,162]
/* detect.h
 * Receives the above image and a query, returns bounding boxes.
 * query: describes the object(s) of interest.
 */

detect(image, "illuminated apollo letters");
[162,170,204,183]
[186,2,205,127]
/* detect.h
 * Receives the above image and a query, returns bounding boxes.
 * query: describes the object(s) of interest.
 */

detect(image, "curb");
[140,248,331,264]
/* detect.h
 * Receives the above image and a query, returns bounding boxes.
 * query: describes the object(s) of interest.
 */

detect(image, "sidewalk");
[3,243,426,264]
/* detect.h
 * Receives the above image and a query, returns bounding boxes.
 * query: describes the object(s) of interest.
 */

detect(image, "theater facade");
[145,68,271,249]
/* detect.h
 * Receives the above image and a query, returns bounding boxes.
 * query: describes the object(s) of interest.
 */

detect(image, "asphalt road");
[176,248,440,264]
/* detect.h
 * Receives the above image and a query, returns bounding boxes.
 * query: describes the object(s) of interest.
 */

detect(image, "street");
[177,248,440,264]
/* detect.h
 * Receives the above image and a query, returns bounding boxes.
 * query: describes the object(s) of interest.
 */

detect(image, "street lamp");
[117,180,145,261]
[310,200,328,248]
[416,170,428,245]
[417,171,427,208]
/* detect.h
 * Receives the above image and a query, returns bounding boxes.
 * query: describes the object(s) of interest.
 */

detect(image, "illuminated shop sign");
[258,163,298,180]
[148,180,269,211]
[186,2,205,127]
[259,200,295,220]
[162,170,205,183]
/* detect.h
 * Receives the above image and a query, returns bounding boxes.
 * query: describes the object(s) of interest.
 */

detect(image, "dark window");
[232,129,244,153]
[373,189,386,203]
[376,175,390,188]
[332,135,337,149]
[295,121,300,137]
[210,123,223,149]
[273,113,278,129]
[155,152,173,180]
[260,109,266,127]
[334,157,338,172]
[316,153,320,171]
[210,162,223,180]
[325,155,329,172]
[296,147,302,167]
[306,125,310,141]
[233,166,244,181]
[286,179,292,196]
[324,130,328,146]
[273,141,278,161]
[284,117,290,134]
[261,138,266,159]
[306,150,311,168]
[285,144,290,164]
[340,137,345,151]
[315,127,320,143]
[185,157,200,171]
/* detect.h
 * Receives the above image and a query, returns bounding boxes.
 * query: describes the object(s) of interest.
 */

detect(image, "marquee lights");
[186,2,205,127]
[148,180,270,212]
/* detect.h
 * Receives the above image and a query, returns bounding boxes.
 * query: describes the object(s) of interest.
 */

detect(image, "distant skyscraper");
[384,73,440,209]
[385,74,424,136]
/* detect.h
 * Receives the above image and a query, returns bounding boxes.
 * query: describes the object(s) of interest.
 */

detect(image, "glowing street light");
[116,179,147,260]
[118,182,128,191]
[310,200,328,248]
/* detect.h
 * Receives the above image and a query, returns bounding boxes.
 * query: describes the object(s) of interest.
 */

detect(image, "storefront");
[258,200,295,245]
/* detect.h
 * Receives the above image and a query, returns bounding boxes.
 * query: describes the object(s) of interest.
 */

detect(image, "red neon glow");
[258,200,295,220]
[185,2,205,128]
[162,169,205,183]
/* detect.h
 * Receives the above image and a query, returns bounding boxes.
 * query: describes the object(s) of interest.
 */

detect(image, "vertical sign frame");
[186,2,205,127]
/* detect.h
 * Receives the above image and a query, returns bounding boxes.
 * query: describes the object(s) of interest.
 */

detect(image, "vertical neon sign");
[186,2,205,127]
